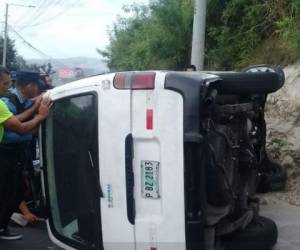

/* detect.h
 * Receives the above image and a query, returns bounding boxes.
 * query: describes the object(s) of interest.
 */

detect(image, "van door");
[98,81,135,250]
[41,81,135,250]
[130,76,186,250]
[107,71,186,250]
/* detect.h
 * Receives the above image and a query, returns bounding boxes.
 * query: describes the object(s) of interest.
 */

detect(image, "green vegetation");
[0,36,26,70]
[0,36,53,72]
[99,0,194,71]
[100,0,300,71]
[207,0,300,69]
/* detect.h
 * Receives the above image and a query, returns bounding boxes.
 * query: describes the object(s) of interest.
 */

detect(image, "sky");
[0,0,149,60]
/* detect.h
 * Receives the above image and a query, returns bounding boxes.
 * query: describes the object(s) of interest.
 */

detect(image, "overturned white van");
[41,65,284,250]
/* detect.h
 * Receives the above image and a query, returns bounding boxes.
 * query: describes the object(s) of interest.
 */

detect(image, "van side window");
[44,93,103,250]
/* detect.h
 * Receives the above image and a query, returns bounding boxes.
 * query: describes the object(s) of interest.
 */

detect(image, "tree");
[101,0,300,72]
[206,0,300,69]
[0,36,26,70]
[99,0,194,71]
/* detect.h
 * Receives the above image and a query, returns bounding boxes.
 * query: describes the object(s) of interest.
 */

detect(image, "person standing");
[0,66,51,240]
[3,71,46,225]
[41,73,54,89]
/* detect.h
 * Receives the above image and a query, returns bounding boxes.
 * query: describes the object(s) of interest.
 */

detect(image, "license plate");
[141,160,160,199]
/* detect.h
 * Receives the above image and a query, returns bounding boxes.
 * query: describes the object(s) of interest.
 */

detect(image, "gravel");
[265,63,300,206]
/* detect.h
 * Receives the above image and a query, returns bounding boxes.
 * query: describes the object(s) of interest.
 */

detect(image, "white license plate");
[141,160,160,199]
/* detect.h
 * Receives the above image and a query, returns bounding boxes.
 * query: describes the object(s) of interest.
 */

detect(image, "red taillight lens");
[114,72,155,89]
[132,72,155,89]
[146,109,153,130]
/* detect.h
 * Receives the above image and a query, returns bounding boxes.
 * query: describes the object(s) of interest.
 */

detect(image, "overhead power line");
[16,0,53,27]
[8,25,67,67]
[20,1,82,29]
[9,25,52,58]
[13,0,50,27]
[17,0,83,31]
[12,0,46,26]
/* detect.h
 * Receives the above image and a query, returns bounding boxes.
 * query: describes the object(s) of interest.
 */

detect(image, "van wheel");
[222,216,278,250]
[210,64,285,95]
[210,71,284,95]
[241,64,285,87]
[257,161,287,193]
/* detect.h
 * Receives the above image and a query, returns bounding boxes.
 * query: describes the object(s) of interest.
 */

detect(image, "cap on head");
[16,70,40,85]
[10,71,17,81]
[16,70,48,91]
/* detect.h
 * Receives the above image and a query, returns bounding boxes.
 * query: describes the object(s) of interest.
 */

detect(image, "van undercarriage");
[165,66,284,250]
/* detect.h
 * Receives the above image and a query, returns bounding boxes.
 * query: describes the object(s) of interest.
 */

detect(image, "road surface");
[2,196,300,250]
[0,221,61,250]
[260,195,300,250]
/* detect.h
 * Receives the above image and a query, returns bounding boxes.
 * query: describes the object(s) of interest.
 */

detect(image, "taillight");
[114,73,127,89]
[146,109,153,130]
[114,72,155,89]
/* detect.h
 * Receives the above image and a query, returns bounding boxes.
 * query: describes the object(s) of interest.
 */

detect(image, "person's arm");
[3,97,52,134]
[15,96,42,122]
[19,201,38,224]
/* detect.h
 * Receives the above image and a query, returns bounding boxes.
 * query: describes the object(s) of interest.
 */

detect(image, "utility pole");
[191,0,207,71]
[2,4,8,67]
[2,3,35,67]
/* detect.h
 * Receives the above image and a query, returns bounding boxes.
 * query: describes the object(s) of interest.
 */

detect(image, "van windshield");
[43,93,103,250]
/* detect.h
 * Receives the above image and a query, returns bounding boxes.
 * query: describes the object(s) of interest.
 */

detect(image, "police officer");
[0,67,51,240]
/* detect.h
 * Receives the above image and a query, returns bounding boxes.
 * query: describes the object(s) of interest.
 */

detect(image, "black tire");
[257,161,287,193]
[222,216,278,250]
[241,64,285,88]
[210,71,284,95]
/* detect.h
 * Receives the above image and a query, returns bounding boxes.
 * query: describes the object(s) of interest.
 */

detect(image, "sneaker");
[0,228,23,240]
[11,213,28,227]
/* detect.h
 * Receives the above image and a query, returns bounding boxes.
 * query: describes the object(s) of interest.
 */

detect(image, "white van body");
[41,72,199,250]
[41,69,283,250]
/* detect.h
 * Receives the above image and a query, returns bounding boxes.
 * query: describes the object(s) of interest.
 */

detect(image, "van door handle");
[125,134,135,225]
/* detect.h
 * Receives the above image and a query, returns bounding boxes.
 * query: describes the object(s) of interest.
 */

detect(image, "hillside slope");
[265,63,300,205]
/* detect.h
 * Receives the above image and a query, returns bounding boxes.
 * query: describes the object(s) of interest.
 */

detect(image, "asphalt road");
[0,221,61,250]
[260,196,300,250]
[1,196,299,250]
